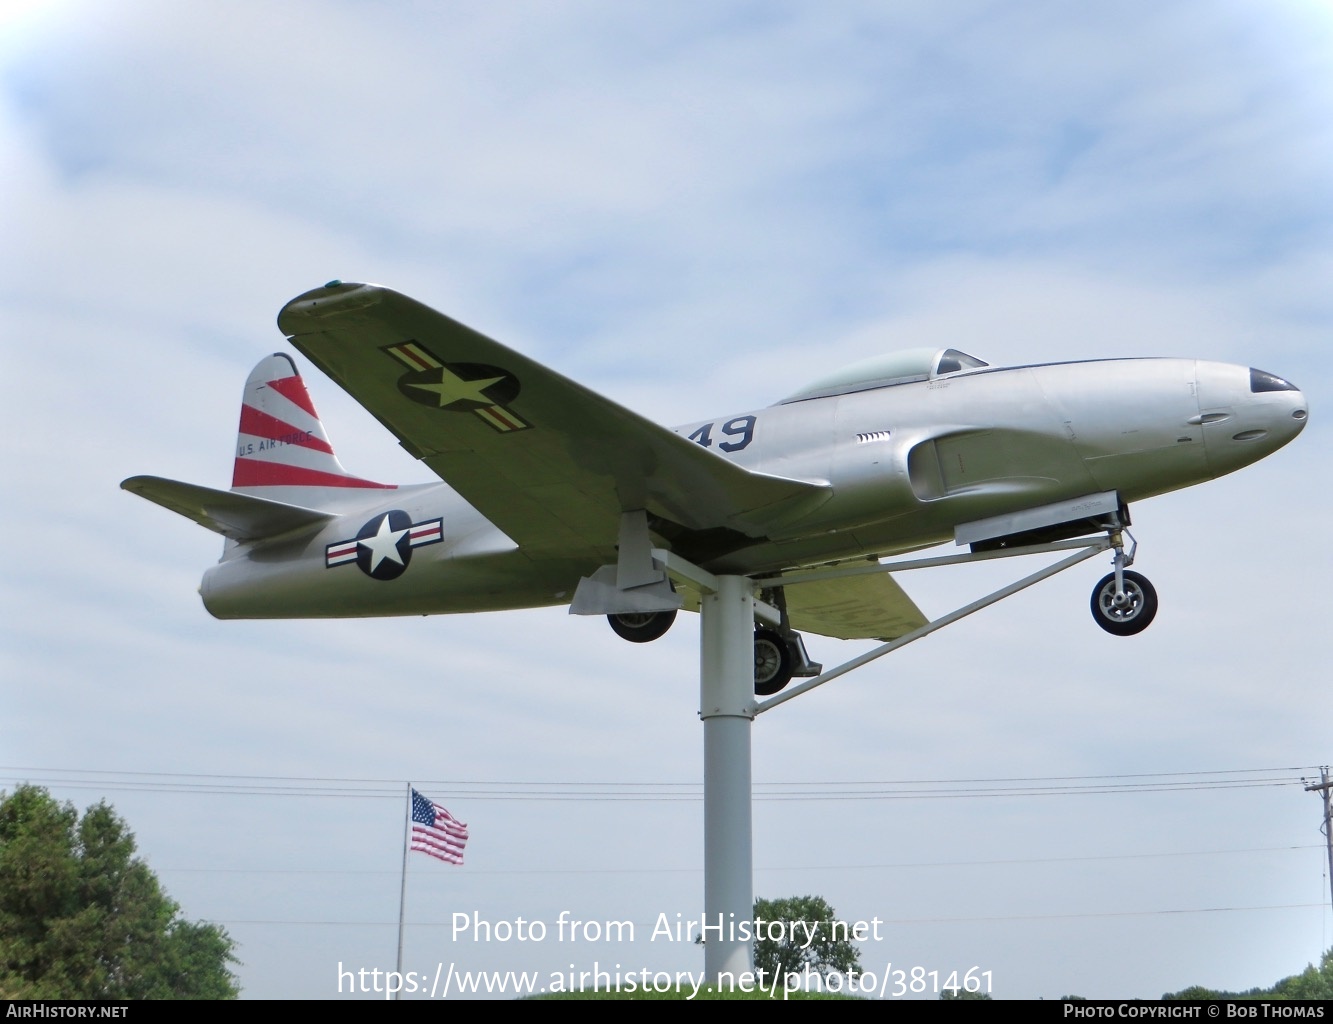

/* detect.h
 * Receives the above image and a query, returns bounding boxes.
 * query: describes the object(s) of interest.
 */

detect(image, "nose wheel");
[1090,569,1157,636]
[1088,529,1157,636]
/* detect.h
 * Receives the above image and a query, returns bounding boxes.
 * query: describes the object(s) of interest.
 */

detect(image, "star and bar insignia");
[325,511,443,580]
[383,340,531,433]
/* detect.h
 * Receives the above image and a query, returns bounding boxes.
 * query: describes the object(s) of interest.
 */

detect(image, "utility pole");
[1305,767,1333,919]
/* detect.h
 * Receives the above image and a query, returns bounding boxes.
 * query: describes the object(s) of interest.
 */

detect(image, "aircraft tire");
[753,628,793,696]
[1089,571,1158,636]
[607,610,677,643]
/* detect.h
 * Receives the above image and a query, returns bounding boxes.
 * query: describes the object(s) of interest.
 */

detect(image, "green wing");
[278,283,830,557]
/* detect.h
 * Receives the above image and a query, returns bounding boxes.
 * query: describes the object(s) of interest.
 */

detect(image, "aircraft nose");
[1194,362,1308,478]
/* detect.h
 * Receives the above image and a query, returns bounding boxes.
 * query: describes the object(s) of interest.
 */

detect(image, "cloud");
[2,0,1329,1000]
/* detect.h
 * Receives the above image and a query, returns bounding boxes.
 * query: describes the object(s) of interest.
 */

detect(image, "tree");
[1273,949,1333,1000]
[1163,948,1333,1001]
[752,895,862,982]
[0,785,239,999]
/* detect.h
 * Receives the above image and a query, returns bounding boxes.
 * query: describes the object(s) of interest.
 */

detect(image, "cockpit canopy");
[779,347,989,404]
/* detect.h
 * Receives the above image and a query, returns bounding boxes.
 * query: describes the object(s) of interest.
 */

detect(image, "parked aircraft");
[123,282,1308,693]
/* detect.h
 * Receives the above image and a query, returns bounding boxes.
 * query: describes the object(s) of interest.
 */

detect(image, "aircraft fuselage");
[199,356,1305,619]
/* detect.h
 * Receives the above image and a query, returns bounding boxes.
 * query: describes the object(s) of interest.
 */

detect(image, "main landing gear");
[1088,531,1157,636]
[753,629,790,696]
[752,588,821,695]
[608,606,819,695]
[607,609,677,643]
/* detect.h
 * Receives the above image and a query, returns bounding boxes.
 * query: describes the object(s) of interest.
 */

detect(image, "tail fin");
[232,354,394,495]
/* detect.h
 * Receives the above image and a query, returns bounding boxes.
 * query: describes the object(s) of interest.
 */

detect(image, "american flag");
[410,789,468,865]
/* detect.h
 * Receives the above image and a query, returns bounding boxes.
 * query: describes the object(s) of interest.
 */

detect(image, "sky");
[1,0,1331,1001]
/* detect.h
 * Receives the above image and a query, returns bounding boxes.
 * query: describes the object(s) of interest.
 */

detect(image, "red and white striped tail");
[232,354,393,496]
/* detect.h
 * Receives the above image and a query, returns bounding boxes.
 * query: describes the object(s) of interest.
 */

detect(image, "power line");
[1,765,1320,803]
[152,843,1325,876]
[3,764,1318,784]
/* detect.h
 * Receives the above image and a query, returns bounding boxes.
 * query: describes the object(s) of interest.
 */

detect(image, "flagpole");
[395,782,411,1001]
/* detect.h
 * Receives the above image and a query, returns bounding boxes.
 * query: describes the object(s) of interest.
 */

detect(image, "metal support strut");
[755,535,1113,713]
[653,533,1118,982]
[1108,529,1137,607]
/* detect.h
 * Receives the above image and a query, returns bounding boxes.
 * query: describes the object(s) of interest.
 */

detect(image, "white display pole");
[699,574,756,982]
[659,536,1108,986]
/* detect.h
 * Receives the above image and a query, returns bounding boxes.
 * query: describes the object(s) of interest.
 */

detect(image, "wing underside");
[277,283,830,558]
[781,570,929,641]
[675,568,928,641]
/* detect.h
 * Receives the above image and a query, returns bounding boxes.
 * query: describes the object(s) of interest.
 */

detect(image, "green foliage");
[1274,948,1333,1000]
[1162,948,1333,1001]
[0,785,239,999]
[752,895,862,982]
[940,988,992,1000]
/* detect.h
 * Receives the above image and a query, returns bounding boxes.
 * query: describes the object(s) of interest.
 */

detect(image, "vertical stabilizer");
[232,354,393,496]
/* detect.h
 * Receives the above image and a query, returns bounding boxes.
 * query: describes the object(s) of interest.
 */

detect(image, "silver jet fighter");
[123,282,1308,693]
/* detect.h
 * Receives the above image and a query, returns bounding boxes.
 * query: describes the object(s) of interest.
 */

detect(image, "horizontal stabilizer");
[121,475,333,542]
[783,569,928,641]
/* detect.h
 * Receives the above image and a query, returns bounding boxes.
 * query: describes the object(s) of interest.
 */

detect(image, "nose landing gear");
[1089,531,1158,636]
